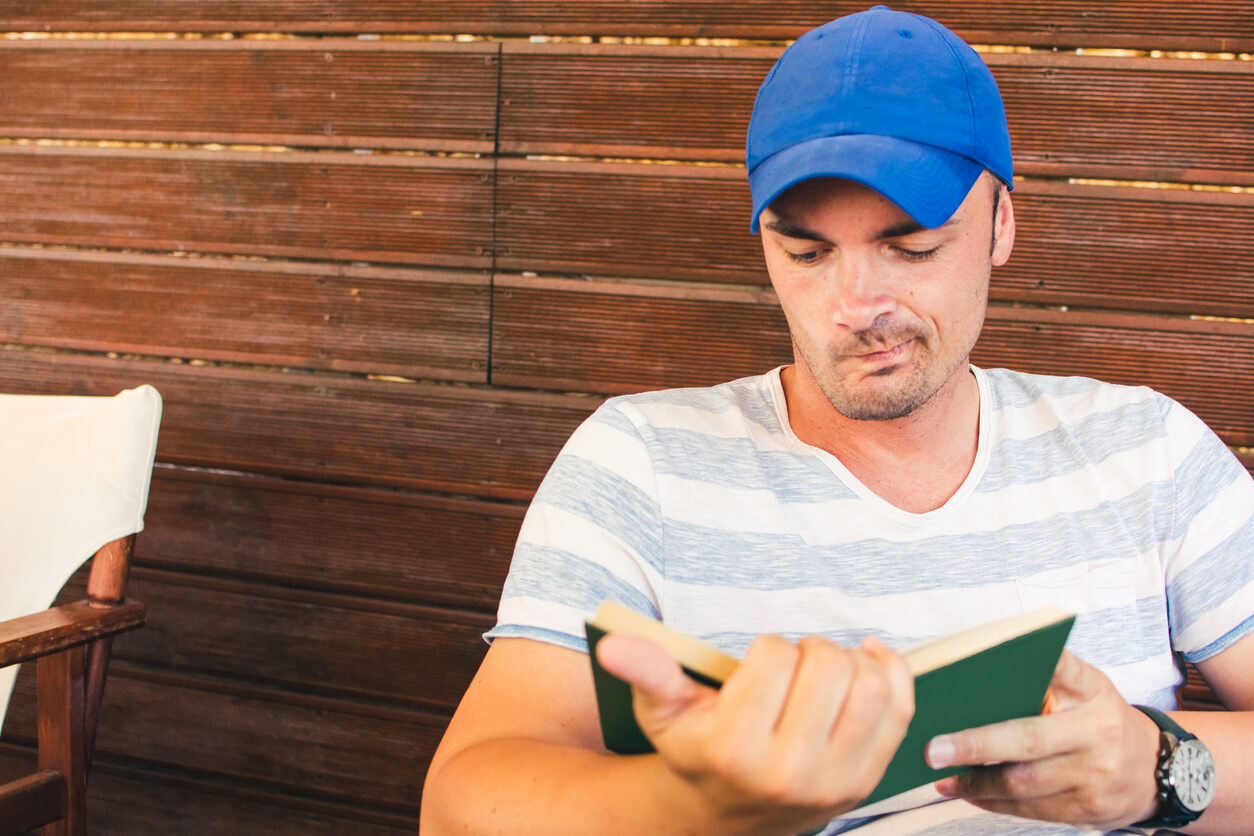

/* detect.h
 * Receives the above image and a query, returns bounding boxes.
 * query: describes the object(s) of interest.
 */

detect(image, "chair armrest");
[0,600,146,669]
[0,769,67,834]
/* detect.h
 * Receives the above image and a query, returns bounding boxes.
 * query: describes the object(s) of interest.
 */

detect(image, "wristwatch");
[1131,705,1217,830]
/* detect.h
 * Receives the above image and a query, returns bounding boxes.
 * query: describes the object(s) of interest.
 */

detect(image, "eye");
[894,245,941,262]
[785,248,826,265]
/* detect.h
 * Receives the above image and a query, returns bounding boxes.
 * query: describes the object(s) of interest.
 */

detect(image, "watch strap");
[1133,704,1195,745]
[1131,704,1207,830]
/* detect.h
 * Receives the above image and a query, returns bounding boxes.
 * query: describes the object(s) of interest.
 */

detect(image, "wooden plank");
[991,54,1254,185]
[138,467,523,611]
[0,248,490,382]
[972,312,1254,447]
[497,45,769,162]
[0,351,595,501]
[0,146,493,268]
[495,160,759,284]
[5,2,1250,51]
[83,569,491,712]
[492,275,790,392]
[1179,663,1223,711]
[0,769,65,833]
[34,644,86,834]
[0,40,498,152]
[0,744,420,834]
[499,45,1254,187]
[495,160,1254,318]
[0,602,145,668]
[491,276,1254,446]
[0,745,36,783]
[996,181,1254,317]
[80,768,419,835]
[2,666,446,814]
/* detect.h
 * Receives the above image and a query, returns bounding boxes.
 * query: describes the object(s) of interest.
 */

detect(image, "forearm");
[420,635,912,835]
[1171,710,1254,835]
[420,738,801,836]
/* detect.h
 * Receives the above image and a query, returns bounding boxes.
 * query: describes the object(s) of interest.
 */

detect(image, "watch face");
[1169,739,1217,812]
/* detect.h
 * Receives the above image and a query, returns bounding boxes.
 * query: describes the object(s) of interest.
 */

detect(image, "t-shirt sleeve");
[1159,396,1254,662]
[485,398,664,653]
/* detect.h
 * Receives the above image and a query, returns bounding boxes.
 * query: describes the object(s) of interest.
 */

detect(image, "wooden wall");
[0,2,1249,831]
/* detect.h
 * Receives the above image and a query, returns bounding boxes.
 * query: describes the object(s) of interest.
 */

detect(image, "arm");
[923,633,1254,834]
[420,633,914,836]
[1170,631,1254,833]
[925,402,1254,832]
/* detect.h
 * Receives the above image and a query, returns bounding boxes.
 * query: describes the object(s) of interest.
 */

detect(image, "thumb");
[1043,649,1105,711]
[596,633,706,724]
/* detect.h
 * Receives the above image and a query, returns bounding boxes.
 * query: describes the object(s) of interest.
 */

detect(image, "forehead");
[768,177,907,221]
[764,173,991,232]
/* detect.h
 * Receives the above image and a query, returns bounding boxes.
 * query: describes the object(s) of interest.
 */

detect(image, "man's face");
[759,173,1014,422]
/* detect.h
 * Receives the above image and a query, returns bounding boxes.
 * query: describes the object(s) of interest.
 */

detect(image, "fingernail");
[926,736,955,768]
[935,777,958,797]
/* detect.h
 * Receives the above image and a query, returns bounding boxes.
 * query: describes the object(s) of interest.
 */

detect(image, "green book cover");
[584,603,1075,809]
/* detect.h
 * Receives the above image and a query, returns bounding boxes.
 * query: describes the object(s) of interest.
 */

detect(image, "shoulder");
[982,367,1225,446]
[978,367,1243,490]
[539,370,788,499]
[979,367,1176,440]
[981,367,1162,414]
[588,370,786,440]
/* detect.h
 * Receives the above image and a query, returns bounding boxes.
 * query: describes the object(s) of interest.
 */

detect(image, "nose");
[828,253,896,333]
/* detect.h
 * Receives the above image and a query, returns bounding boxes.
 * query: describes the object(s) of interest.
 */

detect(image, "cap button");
[871,4,891,9]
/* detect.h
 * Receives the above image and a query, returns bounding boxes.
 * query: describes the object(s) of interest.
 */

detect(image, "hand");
[924,649,1161,829]
[596,632,914,836]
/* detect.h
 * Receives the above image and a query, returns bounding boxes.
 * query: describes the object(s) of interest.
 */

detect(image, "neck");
[781,364,982,513]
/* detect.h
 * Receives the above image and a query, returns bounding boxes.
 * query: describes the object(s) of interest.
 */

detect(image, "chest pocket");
[1014,558,1139,615]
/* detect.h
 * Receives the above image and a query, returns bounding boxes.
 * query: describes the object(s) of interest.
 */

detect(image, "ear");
[991,186,1015,267]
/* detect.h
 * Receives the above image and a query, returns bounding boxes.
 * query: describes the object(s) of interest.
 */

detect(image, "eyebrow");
[764,212,959,243]
[763,217,829,242]
[875,220,928,239]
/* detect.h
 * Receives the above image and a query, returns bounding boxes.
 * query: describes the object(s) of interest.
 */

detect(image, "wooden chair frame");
[0,535,146,836]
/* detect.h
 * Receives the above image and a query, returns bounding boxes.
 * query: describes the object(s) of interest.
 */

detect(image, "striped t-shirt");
[488,366,1254,835]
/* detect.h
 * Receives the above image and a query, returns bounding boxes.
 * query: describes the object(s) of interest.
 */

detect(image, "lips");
[856,338,914,362]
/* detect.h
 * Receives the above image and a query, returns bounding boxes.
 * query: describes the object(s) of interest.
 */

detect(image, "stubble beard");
[796,323,968,422]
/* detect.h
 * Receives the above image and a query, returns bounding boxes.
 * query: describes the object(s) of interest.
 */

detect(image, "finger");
[860,637,915,720]
[939,775,1116,830]
[773,636,854,743]
[596,633,706,723]
[926,712,1087,771]
[927,653,1122,769]
[941,742,1152,828]
[1044,650,1106,707]
[760,642,913,809]
[945,753,1074,801]
[714,634,803,735]
[937,775,1070,822]
[827,646,915,774]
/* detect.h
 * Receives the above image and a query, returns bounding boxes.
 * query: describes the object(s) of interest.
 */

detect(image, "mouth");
[856,338,915,363]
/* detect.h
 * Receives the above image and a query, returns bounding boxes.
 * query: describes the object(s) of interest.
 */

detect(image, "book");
[584,601,1075,809]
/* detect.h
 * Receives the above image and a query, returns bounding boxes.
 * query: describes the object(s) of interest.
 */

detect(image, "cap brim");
[748,134,985,232]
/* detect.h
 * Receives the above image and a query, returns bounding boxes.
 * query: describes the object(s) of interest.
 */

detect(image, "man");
[421,7,1254,834]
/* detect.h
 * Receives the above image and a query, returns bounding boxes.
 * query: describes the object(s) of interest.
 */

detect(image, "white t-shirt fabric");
[488,366,1254,835]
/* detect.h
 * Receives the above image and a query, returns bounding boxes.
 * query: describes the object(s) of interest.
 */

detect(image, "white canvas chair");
[0,385,162,836]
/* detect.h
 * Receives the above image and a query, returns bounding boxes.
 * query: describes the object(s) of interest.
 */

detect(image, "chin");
[832,399,925,422]
[826,386,931,421]
[821,369,940,422]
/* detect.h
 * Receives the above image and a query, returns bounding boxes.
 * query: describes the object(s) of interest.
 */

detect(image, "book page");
[903,606,1070,676]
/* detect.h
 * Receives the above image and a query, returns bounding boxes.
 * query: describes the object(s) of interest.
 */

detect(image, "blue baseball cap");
[746,5,1013,232]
